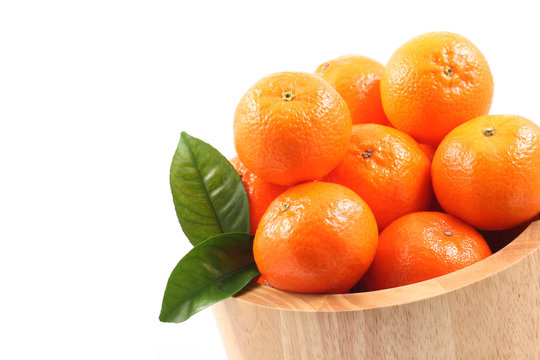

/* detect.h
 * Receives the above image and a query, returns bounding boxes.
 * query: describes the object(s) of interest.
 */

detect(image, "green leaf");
[170,132,249,245]
[159,232,259,323]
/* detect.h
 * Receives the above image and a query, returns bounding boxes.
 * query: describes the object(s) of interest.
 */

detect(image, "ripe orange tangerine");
[234,72,352,186]
[254,182,378,294]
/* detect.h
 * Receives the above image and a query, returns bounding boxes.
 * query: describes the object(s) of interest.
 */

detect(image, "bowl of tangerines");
[159,32,540,359]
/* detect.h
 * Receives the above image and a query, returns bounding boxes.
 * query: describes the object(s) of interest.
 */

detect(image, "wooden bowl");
[213,219,540,359]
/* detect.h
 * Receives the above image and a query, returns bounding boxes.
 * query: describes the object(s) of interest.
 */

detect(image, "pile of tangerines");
[231,32,540,294]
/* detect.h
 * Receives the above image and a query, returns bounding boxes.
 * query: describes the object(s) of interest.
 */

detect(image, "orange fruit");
[381,32,494,145]
[432,114,540,230]
[363,211,492,291]
[327,124,432,230]
[230,156,287,234]
[234,72,352,186]
[314,55,391,126]
[253,182,378,294]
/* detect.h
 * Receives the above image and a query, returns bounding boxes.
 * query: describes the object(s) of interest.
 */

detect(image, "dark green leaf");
[170,132,249,245]
[159,232,259,323]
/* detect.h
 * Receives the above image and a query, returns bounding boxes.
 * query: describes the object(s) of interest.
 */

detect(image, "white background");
[1,1,539,359]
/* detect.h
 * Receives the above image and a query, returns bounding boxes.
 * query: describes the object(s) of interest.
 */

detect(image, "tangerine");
[253,182,378,294]
[327,124,432,230]
[230,156,287,234]
[432,114,540,230]
[234,72,352,186]
[381,32,494,145]
[315,55,390,126]
[363,211,492,291]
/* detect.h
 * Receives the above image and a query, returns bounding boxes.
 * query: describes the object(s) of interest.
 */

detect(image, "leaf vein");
[184,139,224,233]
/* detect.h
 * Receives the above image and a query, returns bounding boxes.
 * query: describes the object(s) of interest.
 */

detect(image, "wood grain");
[213,220,540,359]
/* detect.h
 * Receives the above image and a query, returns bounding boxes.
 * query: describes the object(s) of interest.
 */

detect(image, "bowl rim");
[232,219,540,312]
